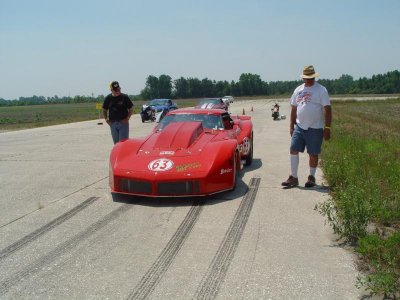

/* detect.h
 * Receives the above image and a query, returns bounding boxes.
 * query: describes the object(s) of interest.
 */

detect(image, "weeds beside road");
[317,98,400,299]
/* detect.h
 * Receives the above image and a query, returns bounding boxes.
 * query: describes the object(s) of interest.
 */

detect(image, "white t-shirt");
[290,82,330,130]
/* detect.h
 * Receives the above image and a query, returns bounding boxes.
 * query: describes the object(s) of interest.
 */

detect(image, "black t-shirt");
[102,93,133,121]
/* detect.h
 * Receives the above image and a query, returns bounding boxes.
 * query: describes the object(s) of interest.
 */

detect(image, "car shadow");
[243,158,262,172]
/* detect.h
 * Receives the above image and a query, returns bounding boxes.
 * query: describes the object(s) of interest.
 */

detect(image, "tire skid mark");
[0,176,108,229]
[127,199,205,300]
[0,204,131,296]
[195,177,260,300]
[0,197,98,261]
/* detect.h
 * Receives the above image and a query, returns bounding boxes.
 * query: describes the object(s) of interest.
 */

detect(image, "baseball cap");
[109,81,120,91]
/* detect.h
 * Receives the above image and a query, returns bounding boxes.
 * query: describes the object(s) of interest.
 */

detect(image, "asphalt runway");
[0,100,362,299]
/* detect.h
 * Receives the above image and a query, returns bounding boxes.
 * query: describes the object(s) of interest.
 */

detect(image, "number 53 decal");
[148,158,174,171]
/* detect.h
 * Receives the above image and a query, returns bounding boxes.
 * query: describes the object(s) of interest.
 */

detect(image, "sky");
[0,0,399,100]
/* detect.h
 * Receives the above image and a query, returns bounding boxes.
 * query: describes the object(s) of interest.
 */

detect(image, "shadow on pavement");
[282,184,330,194]
[243,158,262,172]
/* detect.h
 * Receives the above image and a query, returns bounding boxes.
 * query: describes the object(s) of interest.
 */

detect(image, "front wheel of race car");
[112,192,130,203]
[245,132,253,166]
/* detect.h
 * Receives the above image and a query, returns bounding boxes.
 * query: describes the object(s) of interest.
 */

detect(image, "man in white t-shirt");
[282,65,332,188]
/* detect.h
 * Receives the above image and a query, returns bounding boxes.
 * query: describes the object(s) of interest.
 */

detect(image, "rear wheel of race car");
[232,151,239,190]
[245,132,253,166]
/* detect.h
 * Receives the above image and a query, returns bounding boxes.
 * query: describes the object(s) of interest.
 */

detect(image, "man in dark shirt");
[102,81,133,144]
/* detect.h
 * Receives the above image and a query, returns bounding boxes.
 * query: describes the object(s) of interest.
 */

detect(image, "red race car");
[109,108,253,197]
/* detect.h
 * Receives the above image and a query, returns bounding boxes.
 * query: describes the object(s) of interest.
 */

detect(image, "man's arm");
[323,105,332,141]
[103,109,110,125]
[125,95,133,122]
[290,105,297,136]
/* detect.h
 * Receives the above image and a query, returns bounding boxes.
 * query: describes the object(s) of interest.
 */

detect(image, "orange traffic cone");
[242,108,245,115]
[251,106,253,112]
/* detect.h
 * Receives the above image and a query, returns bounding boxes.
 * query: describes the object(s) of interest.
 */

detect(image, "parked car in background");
[222,96,234,104]
[146,99,178,122]
[195,98,228,111]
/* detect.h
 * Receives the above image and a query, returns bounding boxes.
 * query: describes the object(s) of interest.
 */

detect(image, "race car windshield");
[158,114,223,130]
[199,99,221,105]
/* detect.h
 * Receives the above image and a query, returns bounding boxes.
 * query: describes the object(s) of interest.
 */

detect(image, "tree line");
[140,70,400,99]
[1,70,399,106]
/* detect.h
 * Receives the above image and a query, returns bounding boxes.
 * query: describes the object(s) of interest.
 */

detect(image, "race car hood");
[139,121,216,156]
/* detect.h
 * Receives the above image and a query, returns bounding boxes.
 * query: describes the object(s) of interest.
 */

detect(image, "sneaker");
[281,175,299,187]
[305,175,316,188]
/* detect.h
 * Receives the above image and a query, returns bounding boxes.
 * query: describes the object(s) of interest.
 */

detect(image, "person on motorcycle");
[272,103,280,120]
[141,104,156,122]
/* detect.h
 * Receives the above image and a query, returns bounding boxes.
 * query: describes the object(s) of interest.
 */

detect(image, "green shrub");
[317,99,400,297]
[356,232,400,299]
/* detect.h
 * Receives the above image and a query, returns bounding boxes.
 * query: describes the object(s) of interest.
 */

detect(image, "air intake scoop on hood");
[144,122,204,150]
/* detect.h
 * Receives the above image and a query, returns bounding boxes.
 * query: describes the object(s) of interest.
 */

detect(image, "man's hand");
[103,109,110,125]
[323,128,331,141]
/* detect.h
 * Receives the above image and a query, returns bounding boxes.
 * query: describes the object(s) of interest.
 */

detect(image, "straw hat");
[301,65,320,79]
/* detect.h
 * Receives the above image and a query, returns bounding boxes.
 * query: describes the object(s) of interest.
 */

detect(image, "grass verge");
[0,99,197,131]
[316,98,400,299]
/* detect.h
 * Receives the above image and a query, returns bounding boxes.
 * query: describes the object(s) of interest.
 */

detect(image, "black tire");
[245,133,253,166]
[112,192,127,202]
[232,151,239,190]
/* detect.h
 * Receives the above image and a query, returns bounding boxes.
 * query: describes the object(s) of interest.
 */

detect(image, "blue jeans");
[110,121,129,144]
[290,125,323,155]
